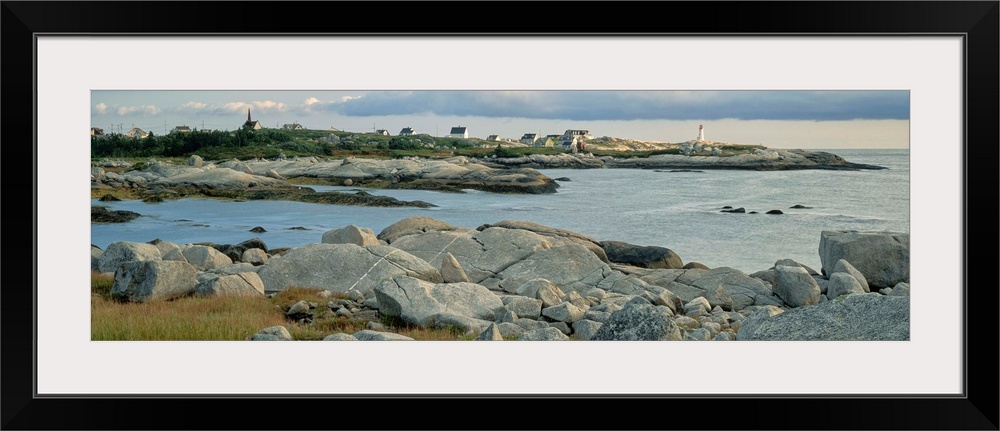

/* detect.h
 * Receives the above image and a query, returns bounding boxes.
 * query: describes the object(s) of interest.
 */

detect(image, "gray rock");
[773,265,821,307]
[601,240,683,269]
[433,313,493,335]
[737,293,909,340]
[583,310,613,323]
[475,323,505,341]
[518,327,569,341]
[478,220,609,262]
[207,262,258,275]
[501,295,543,320]
[514,279,564,306]
[513,318,549,331]
[391,227,546,284]
[713,332,735,341]
[673,315,701,330]
[181,245,233,270]
[440,252,470,283]
[256,243,442,296]
[826,272,867,299]
[321,225,380,247]
[819,231,909,289]
[492,244,611,293]
[252,326,293,341]
[683,297,712,316]
[497,322,525,338]
[91,245,103,271]
[322,333,358,341]
[572,320,604,340]
[549,321,572,335]
[377,216,464,243]
[563,291,591,309]
[352,330,415,341]
[194,272,265,297]
[590,303,682,341]
[888,282,910,296]
[365,321,387,331]
[374,276,505,327]
[187,155,204,167]
[241,248,268,265]
[541,302,586,323]
[831,259,870,292]
[684,328,713,341]
[774,258,819,275]
[98,241,162,273]
[112,260,198,302]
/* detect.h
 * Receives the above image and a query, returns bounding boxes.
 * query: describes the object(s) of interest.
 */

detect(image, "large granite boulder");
[256,243,442,296]
[590,302,682,341]
[819,231,909,289]
[601,240,683,269]
[772,265,821,307]
[477,220,609,262]
[390,227,552,283]
[486,244,612,293]
[194,272,266,297]
[737,293,909,340]
[376,216,470,243]
[112,260,198,302]
[374,276,505,328]
[321,225,380,247]
[98,241,162,273]
[181,245,233,270]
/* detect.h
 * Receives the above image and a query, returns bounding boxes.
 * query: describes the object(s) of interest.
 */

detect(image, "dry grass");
[91,274,471,341]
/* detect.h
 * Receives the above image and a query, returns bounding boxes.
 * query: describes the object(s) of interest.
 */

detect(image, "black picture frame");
[3,2,997,430]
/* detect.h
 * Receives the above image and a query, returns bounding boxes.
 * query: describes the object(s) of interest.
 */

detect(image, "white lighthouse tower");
[697,124,705,141]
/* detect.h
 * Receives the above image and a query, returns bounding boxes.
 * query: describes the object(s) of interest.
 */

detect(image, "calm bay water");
[91,149,909,273]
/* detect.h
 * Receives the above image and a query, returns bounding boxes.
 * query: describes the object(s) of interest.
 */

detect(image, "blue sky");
[91,90,909,148]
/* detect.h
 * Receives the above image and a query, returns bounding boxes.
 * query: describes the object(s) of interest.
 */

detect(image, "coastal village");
[91,109,724,155]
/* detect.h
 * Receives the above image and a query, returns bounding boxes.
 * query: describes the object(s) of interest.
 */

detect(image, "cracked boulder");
[256,243,442,296]
[484,243,613,294]
[374,276,506,328]
[389,227,552,283]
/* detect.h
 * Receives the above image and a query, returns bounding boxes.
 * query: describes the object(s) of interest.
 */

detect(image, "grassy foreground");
[90,272,472,341]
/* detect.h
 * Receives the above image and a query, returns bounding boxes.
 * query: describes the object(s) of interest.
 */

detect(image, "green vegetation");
[91,273,474,341]
[92,127,768,163]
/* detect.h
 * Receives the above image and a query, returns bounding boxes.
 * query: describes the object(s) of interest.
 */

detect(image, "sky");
[91,90,909,149]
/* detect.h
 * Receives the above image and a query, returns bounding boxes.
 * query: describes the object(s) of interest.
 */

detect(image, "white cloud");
[94,103,107,115]
[116,105,160,116]
[180,101,207,110]
[304,97,320,106]
[221,100,287,114]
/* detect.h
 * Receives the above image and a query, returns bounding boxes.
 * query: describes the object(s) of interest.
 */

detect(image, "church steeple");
[247,108,252,122]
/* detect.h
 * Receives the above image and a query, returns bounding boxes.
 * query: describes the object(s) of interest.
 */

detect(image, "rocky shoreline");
[91,155,558,210]
[92,217,910,341]
[474,149,887,171]
[91,148,884,213]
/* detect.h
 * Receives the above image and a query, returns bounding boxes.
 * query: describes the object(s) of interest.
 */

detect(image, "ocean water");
[91,149,909,274]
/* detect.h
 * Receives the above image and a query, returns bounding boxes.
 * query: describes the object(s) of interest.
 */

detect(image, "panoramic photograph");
[90,90,910,342]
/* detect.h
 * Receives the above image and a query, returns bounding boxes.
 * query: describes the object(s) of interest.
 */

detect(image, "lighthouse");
[697,124,705,141]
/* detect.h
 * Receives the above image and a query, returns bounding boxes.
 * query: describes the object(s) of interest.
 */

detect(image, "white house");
[170,125,191,134]
[520,133,538,145]
[126,127,148,138]
[399,127,415,136]
[562,129,592,140]
[375,129,390,136]
[447,126,468,139]
[90,127,105,137]
[282,123,304,131]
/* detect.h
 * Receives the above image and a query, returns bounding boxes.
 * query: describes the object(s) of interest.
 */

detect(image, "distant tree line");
[91,128,294,158]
